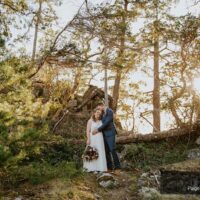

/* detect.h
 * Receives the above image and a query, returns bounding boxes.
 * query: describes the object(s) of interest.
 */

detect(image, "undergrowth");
[120,136,198,171]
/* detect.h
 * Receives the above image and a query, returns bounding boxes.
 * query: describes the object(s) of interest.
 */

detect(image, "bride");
[83,108,107,172]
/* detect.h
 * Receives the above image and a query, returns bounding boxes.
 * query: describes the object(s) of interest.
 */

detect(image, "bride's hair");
[92,108,103,122]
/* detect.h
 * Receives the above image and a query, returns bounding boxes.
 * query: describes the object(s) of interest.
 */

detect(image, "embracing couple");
[83,103,121,175]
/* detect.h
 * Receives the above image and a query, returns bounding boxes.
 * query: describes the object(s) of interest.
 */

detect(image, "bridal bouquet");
[82,145,99,161]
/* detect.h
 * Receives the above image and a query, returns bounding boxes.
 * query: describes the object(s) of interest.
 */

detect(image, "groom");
[92,102,121,174]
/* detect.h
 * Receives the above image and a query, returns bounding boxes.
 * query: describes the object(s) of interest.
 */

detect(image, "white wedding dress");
[83,120,107,172]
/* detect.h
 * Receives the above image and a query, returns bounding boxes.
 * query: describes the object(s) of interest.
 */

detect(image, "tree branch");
[29,1,86,78]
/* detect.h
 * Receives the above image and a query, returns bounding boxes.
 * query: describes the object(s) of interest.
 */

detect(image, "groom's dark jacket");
[97,108,117,137]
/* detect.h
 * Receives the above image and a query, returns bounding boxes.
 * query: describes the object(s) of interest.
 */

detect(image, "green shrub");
[2,161,81,186]
[39,141,85,168]
[122,139,197,170]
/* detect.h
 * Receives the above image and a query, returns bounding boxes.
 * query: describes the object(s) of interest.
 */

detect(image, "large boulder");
[160,159,200,195]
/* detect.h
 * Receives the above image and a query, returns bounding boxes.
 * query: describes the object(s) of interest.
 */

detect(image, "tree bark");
[112,68,122,112]
[104,64,109,107]
[153,37,160,132]
[32,0,42,63]
[152,1,160,132]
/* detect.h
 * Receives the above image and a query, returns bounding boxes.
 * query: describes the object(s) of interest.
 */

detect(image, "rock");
[141,172,149,178]
[139,187,160,200]
[94,193,103,200]
[138,175,148,188]
[139,187,200,200]
[195,137,200,145]
[97,173,118,189]
[98,180,118,189]
[187,148,200,159]
[97,173,115,182]
[138,170,161,188]
[160,194,200,200]
[120,160,133,170]
[160,159,200,194]
[14,197,23,200]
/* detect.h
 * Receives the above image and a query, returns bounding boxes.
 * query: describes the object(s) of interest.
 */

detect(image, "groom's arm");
[97,109,113,132]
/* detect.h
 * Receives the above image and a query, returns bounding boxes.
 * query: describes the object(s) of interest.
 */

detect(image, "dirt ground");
[0,170,141,200]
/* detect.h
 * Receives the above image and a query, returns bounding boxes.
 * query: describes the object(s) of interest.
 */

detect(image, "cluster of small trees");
[0,0,199,139]
[68,0,199,132]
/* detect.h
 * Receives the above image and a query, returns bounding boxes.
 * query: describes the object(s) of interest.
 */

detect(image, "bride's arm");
[86,119,92,145]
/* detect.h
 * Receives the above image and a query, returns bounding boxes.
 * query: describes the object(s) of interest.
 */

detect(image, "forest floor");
[0,169,140,200]
[1,135,200,200]
[2,168,200,200]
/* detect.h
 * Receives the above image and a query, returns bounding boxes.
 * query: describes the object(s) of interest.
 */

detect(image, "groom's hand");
[92,129,98,135]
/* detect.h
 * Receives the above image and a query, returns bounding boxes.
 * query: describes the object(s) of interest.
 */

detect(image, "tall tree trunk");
[104,64,109,107]
[153,37,160,132]
[112,68,122,112]
[152,1,160,132]
[131,103,135,133]
[32,0,42,63]
[112,0,128,113]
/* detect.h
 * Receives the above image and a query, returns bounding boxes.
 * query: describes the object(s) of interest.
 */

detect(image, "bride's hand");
[92,129,98,135]
[86,139,90,145]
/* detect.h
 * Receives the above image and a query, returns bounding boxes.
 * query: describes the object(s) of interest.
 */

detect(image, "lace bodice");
[90,120,102,133]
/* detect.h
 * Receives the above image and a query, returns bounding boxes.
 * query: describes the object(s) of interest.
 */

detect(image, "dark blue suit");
[98,108,121,170]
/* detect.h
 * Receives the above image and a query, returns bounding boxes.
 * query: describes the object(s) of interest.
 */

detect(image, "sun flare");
[193,78,200,93]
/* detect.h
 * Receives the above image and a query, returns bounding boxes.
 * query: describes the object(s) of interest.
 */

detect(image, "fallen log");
[71,123,200,145]
[26,124,200,147]
[118,123,200,144]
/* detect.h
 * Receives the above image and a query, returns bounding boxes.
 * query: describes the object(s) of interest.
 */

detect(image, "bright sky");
[11,0,199,133]
[11,0,199,53]
[55,0,199,29]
